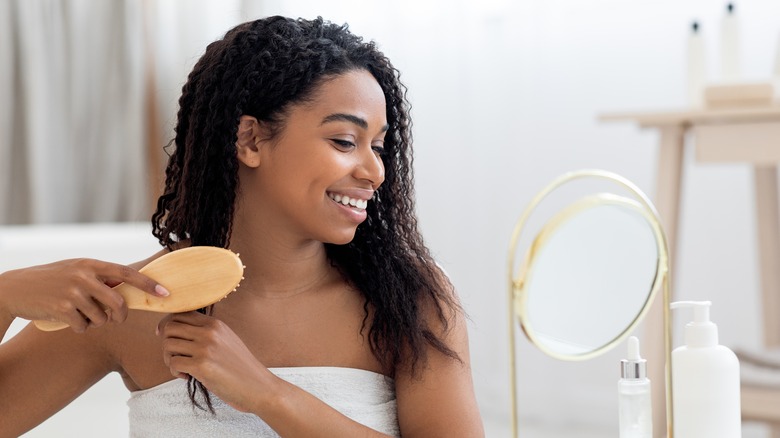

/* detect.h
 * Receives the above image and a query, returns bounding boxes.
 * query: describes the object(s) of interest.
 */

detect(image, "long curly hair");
[151,16,459,411]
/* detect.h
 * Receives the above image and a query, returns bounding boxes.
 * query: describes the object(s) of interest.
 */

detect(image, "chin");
[326,229,358,246]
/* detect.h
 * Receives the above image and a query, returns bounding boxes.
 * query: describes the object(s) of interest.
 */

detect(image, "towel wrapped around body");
[127,366,399,437]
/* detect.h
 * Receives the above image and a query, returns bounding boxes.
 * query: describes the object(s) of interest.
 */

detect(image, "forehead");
[302,70,387,122]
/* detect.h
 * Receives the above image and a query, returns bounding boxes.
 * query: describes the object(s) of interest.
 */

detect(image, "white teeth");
[329,193,368,210]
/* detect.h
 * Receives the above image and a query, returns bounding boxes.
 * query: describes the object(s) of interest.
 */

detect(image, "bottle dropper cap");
[621,336,647,379]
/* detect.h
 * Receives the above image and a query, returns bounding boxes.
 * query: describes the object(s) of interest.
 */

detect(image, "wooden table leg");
[754,166,780,349]
[753,166,780,438]
[646,125,686,438]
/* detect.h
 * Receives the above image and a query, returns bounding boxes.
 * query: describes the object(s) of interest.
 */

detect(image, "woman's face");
[241,69,388,245]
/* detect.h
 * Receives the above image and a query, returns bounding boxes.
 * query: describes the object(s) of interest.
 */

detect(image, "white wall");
[356,0,779,435]
[3,0,780,436]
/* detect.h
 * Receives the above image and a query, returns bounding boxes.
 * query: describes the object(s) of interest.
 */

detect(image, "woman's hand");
[157,311,267,413]
[0,258,168,333]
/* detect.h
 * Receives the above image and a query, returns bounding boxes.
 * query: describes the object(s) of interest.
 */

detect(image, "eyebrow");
[320,113,389,132]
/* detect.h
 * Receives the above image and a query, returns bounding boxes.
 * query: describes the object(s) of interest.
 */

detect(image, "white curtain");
[0,0,147,224]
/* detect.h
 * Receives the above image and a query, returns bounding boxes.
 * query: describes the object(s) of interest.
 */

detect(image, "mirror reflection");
[518,194,659,357]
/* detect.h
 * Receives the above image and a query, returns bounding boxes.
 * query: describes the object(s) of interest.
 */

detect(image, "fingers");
[157,313,208,380]
[167,354,194,380]
[56,259,161,330]
[92,260,170,298]
[57,282,110,331]
[86,278,128,323]
[74,259,169,327]
[59,264,128,327]
[161,335,200,379]
[5,257,169,332]
[61,309,90,334]
[156,311,209,336]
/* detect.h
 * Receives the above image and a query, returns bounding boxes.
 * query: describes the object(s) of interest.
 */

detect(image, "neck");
[228,220,334,299]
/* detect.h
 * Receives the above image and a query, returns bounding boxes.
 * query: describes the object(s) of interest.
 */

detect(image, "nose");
[354,145,385,189]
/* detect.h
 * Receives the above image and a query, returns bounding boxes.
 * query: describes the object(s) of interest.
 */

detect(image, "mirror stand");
[507,169,673,437]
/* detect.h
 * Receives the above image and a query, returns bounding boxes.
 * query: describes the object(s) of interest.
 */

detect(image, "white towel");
[128,367,399,437]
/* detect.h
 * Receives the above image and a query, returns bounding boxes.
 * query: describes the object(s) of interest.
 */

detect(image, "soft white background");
[2,0,780,436]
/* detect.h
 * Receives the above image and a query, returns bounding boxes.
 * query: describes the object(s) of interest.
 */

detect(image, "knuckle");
[169,356,184,371]
[158,315,172,329]
[71,319,88,333]
[113,303,128,322]
[202,330,219,346]
[205,318,223,331]
[118,265,134,280]
[57,299,76,314]
[91,311,108,326]
[65,288,85,302]
[74,258,96,271]
[69,270,92,286]
[106,292,125,311]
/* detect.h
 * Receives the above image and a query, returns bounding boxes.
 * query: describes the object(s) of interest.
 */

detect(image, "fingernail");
[155,285,170,297]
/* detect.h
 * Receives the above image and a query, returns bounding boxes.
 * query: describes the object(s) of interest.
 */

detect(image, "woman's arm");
[0,256,167,437]
[394,305,485,437]
[0,323,116,437]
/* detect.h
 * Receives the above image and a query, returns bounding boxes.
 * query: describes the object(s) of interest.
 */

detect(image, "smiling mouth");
[327,192,368,210]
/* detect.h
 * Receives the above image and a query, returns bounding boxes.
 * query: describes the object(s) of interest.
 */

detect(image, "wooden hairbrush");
[34,246,244,331]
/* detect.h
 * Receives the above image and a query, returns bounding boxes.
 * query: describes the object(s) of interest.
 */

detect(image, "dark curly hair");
[151,16,459,411]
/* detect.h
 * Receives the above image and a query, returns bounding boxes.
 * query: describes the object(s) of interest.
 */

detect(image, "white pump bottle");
[671,301,741,438]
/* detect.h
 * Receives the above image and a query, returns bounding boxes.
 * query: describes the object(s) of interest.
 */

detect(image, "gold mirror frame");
[515,192,661,359]
[507,169,673,437]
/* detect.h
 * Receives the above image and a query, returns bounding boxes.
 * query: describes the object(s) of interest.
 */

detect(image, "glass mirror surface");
[517,195,659,358]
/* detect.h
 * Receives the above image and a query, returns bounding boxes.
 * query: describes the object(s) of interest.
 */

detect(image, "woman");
[0,16,483,437]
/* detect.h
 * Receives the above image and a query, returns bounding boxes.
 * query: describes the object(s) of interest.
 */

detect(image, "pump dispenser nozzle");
[670,301,718,347]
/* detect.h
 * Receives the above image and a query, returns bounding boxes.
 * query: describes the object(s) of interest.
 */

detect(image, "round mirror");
[515,193,662,359]
[507,169,673,437]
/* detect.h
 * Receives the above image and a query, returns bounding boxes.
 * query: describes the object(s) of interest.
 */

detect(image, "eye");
[330,139,356,151]
[372,145,386,157]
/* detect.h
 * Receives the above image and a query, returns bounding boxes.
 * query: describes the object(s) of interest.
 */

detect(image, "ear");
[235,115,265,168]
